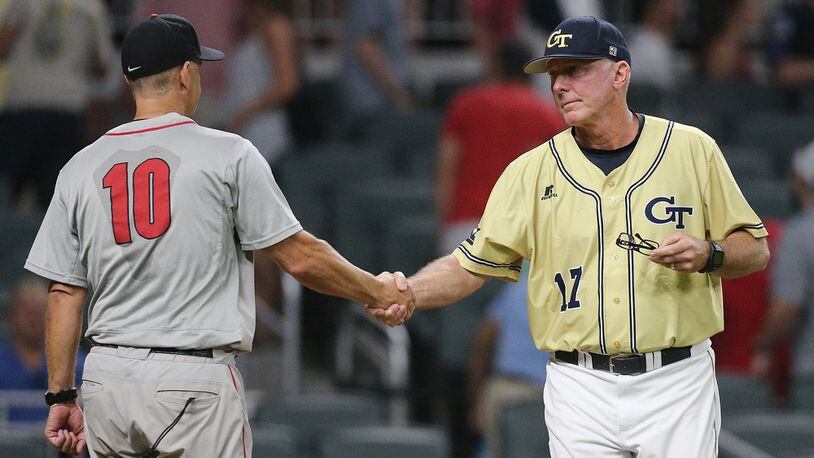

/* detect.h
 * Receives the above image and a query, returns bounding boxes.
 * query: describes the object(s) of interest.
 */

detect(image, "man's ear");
[179,61,192,90]
[613,61,631,88]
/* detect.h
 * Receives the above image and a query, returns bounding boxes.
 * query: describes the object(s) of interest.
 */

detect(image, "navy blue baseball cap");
[121,13,224,79]
[523,16,631,73]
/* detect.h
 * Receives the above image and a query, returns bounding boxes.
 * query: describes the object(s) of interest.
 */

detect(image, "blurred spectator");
[436,40,565,252]
[753,142,814,382]
[770,0,814,87]
[136,0,240,103]
[0,277,86,422]
[467,273,548,458]
[469,0,526,78]
[712,218,791,402]
[225,0,298,165]
[0,0,114,211]
[627,0,685,90]
[696,0,763,81]
[340,0,412,126]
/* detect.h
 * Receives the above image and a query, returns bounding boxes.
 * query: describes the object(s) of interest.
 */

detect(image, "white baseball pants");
[544,344,720,457]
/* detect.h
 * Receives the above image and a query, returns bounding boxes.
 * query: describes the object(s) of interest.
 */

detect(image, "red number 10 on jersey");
[102,158,171,244]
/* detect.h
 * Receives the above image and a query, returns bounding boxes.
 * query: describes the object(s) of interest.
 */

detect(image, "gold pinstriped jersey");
[453,115,768,355]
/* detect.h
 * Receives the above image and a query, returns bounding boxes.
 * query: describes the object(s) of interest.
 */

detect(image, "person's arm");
[44,281,88,456]
[435,135,460,221]
[467,318,498,433]
[356,35,411,108]
[752,299,800,376]
[649,229,769,278]
[231,16,299,132]
[402,255,488,310]
[259,230,412,322]
[776,57,814,87]
[0,24,16,59]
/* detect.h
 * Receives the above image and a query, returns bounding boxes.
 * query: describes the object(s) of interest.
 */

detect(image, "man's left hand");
[649,232,711,274]
[44,402,86,455]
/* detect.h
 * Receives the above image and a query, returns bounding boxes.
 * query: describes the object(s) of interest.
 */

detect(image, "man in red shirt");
[436,40,566,252]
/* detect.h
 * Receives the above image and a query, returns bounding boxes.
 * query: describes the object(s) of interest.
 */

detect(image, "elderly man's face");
[547,58,618,126]
[9,286,48,348]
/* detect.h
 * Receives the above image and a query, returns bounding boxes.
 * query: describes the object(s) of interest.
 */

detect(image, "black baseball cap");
[121,13,224,79]
[523,16,631,73]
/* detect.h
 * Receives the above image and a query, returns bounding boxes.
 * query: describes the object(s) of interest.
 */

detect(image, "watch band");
[698,240,725,273]
[45,388,78,406]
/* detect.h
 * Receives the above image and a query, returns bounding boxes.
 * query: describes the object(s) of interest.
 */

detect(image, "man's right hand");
[365,271,415,326]
[44,402,86,456]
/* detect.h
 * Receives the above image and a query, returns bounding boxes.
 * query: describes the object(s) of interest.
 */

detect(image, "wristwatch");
[45,388,78,406]
[698,240,725,273]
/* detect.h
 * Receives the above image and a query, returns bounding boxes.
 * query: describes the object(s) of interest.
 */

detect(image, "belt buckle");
[608,356,618,374]
[608,355,641,375]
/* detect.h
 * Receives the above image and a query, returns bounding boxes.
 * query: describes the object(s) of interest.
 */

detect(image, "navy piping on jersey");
[738,223,766,230]
[548,139,608,354]
[456,244,523,272]
[624,121,674,354]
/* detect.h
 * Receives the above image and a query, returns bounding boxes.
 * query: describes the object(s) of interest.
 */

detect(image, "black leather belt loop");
[554,346,692,376]
[92,342,213,359]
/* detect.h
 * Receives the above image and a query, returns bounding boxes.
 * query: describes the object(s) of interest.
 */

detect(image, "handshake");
[364,271,415,327]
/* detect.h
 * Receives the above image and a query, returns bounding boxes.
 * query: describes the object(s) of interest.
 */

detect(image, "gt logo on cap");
[547,29,573,48]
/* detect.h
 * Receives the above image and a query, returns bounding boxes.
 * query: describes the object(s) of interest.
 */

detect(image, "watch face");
[713,250,725,265]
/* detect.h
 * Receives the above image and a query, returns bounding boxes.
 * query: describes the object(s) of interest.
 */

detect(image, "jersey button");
[613,297,621,304]
[609,197,617,204]
[608,181,616,188]
[611,253,618,261]
[613,341,622,349]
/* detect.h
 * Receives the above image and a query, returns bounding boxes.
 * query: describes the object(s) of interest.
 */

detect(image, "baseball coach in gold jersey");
[369,16,769,457]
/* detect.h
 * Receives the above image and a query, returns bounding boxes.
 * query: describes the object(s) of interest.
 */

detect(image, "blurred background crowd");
[0,0,813,456]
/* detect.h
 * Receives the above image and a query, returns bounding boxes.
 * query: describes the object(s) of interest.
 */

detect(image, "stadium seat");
[726,151,775,183]
[430,77,481,109]
[383,215,442,339]
[724,411,814,455]
[275,145,393,239]
[737,179,794,220]
[628,84,667,116]
[335,179,434,273]
[735,113,814,166]
[0,178,10,214]
[0,213,42,294]
[437,279,504,371]
[254,392,388,452]
[319,425,449,458]
[356,110,443,175]
[252,424,300,458]
[798,85,814,112]
[287,78,344,144]
[677,81,786,118]
[671,111,727,144]
[716,374,773,416]
[383,215,439,276]
[791,375,814,413]
[0,429,48,457]
[500,400,550,458]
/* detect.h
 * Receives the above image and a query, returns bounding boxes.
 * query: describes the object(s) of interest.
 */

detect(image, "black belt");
[554,346,692,376]
[92,342,213,359]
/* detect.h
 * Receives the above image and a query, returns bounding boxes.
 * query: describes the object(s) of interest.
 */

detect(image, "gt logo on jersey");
[645,196,693,230]
[547,29,573,48]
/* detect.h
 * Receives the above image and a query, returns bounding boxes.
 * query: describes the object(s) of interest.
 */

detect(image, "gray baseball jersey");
[25,113,301,352]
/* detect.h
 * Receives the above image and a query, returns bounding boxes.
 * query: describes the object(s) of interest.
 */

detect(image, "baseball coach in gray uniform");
[26,14,412,457]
